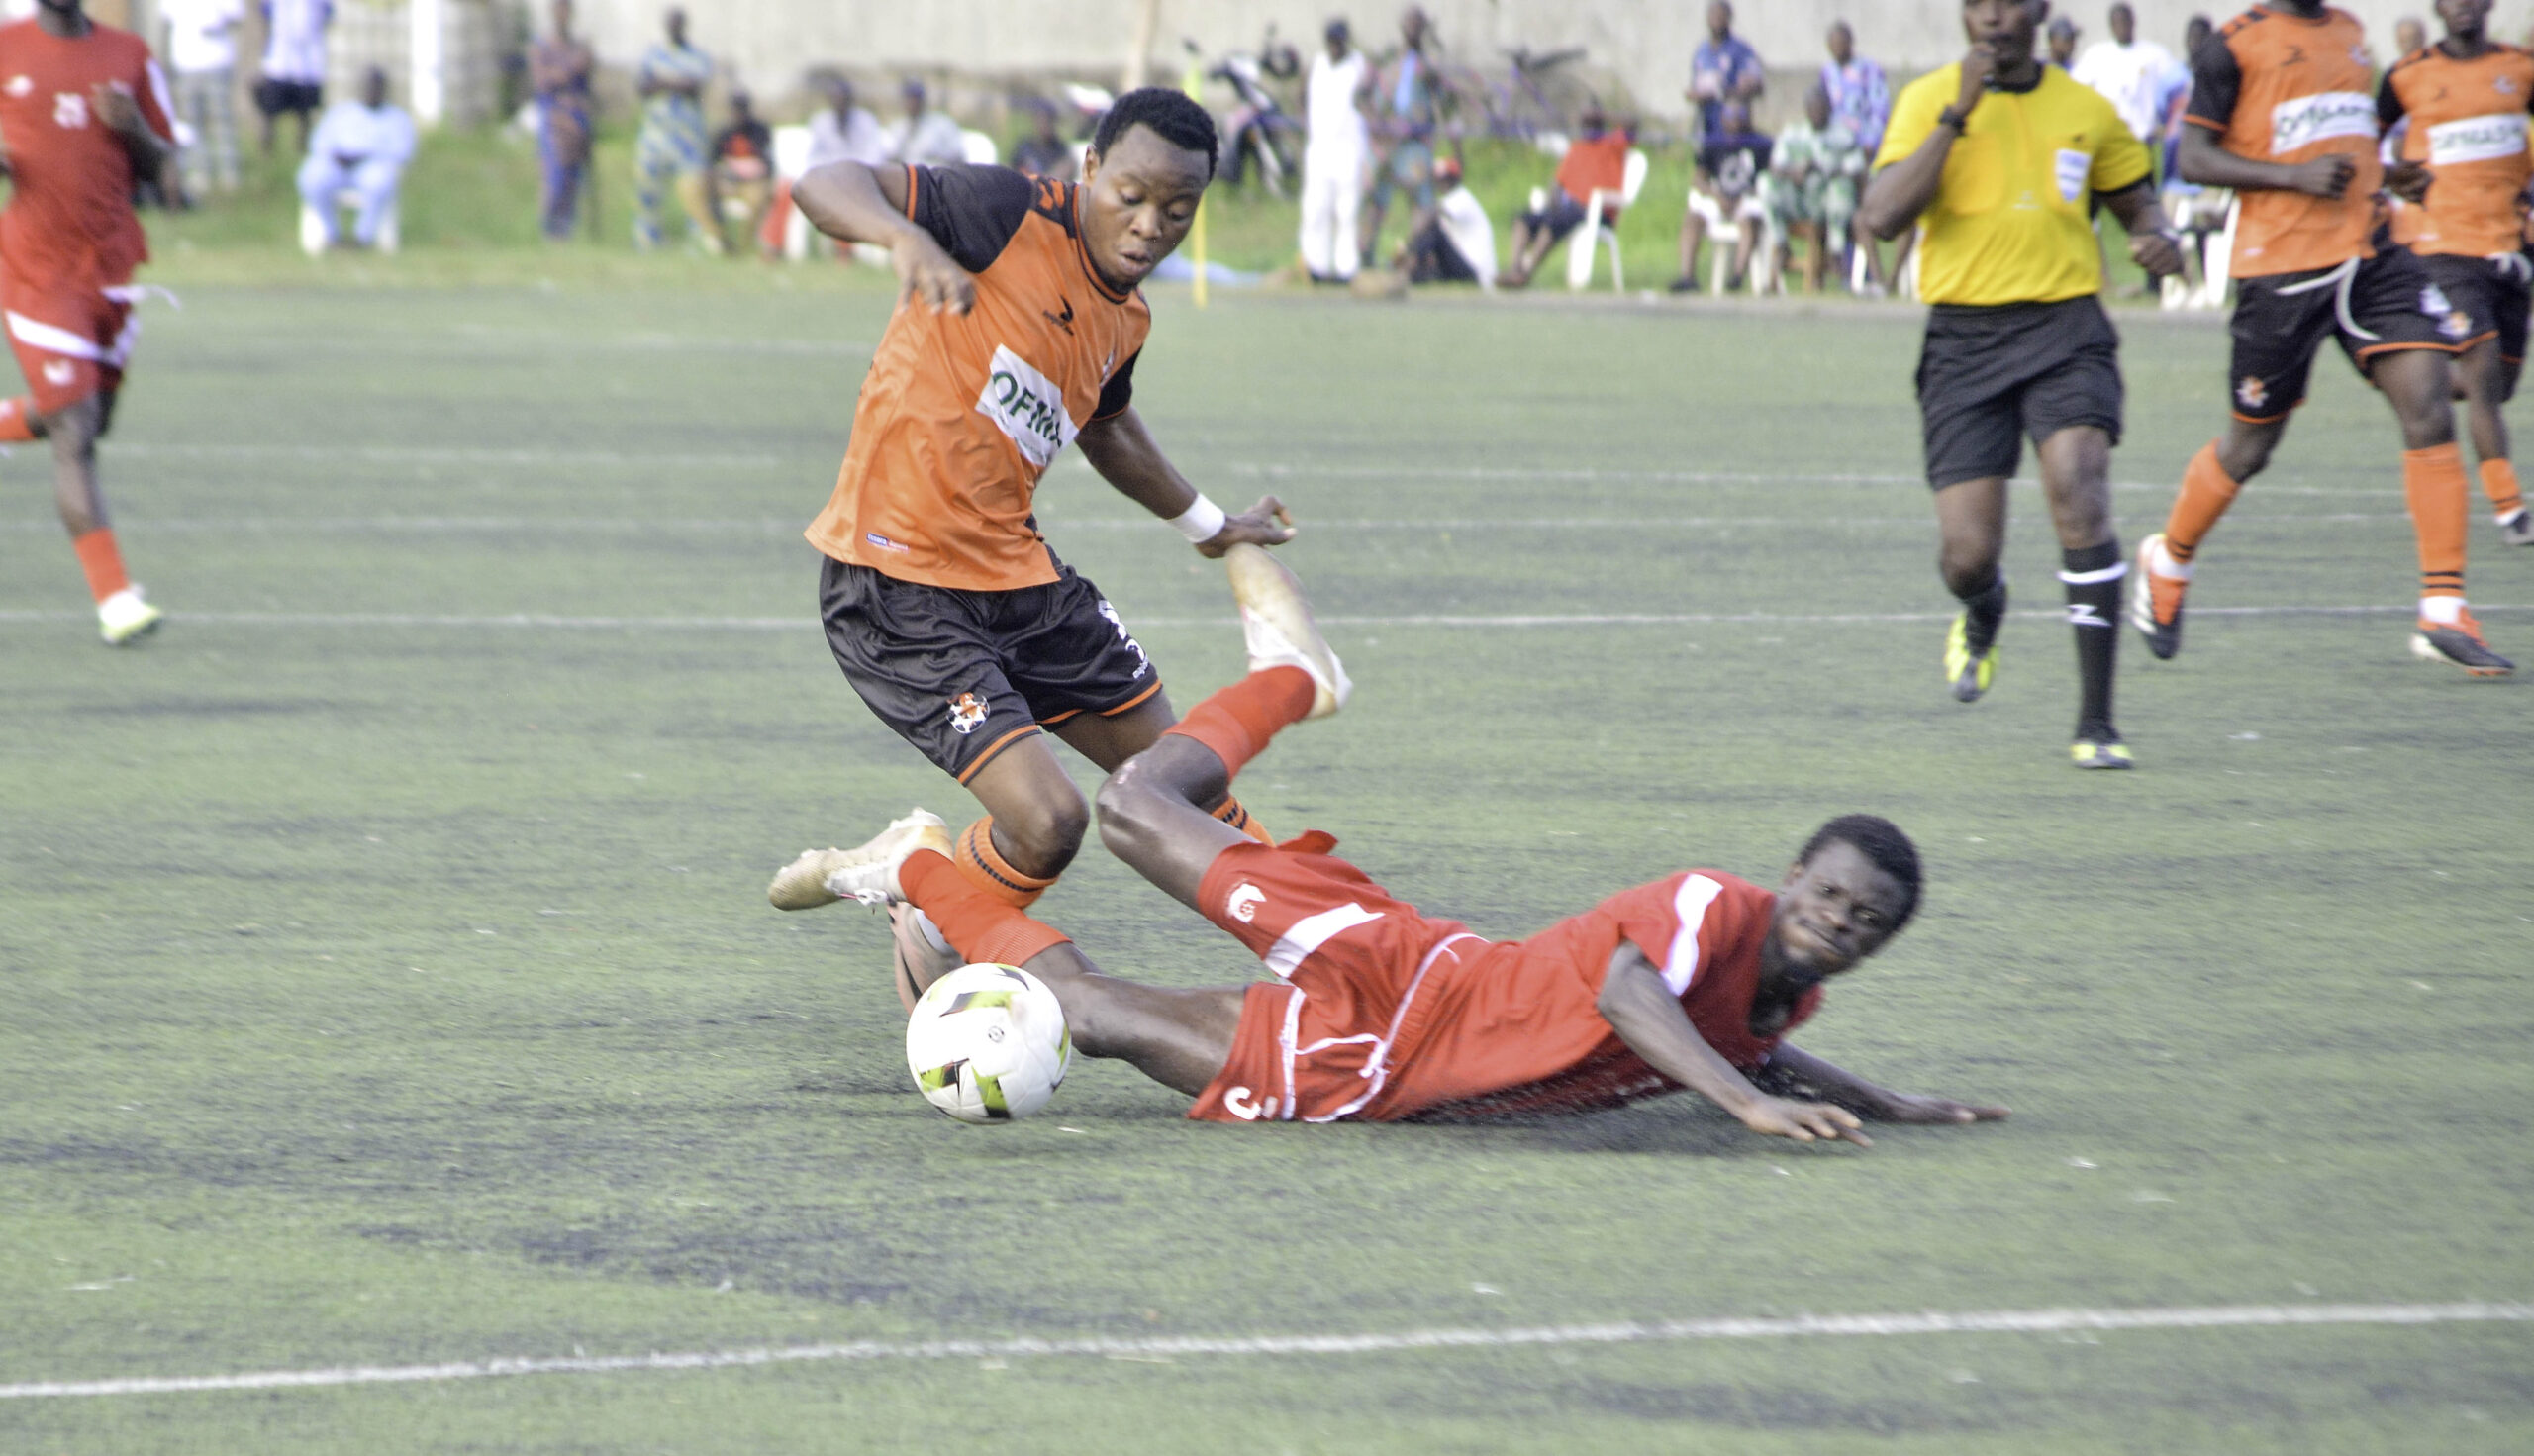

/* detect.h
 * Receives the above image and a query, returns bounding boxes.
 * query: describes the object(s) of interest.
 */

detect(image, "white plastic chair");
[1564,147,1650,291]
[772,123,818,261]
[960,130,999,165]
[299,190,398,256]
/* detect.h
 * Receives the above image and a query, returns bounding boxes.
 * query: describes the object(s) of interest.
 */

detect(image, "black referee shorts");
[819,554,1161,784]
[1916,295,2123,490]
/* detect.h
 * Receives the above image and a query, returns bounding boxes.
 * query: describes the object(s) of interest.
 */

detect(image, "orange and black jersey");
[2187,4,2383,276]
[2378,42,2534,257]
[806,163,1149,593]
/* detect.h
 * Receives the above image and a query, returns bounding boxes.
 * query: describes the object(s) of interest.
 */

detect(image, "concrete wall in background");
[565,1,2528,122]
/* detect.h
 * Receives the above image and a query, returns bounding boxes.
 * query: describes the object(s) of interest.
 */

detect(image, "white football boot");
[97,586,164,646]
[1224,542,1351,718]
[766,809,951,910]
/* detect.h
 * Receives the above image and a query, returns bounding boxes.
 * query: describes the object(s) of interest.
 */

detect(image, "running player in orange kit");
[2129,0,2512,676]
[2379,0,2534,549]
[769,549,2007,1142]
[0,0,174,644]
[790,88,1297,924]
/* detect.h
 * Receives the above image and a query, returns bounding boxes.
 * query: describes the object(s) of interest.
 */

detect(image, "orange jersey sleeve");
[0,19,172,291]
[804,166,1152,592]
[2188,5,2383,276]
[2383,44,2534,257]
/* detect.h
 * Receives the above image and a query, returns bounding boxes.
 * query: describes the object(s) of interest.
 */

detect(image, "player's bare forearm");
[1078,410,1296,556]
[1760,1043,2009,1126]
[2177,125,2351,197]
[1595,946,1870,1146]
[2101,179,2185,279]
[796,161,977,314]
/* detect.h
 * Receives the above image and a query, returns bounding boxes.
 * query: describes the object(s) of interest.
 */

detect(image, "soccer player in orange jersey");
[771,549,2007,1142]
[2130,0,2512,676]
[2380,0,2534,550]
[790,89,1298,923]
[0,0,175,644]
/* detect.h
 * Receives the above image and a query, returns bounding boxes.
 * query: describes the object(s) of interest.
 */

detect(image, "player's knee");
[1092,760,1166,860]
[997,787,1092,877]
[1936,538,2000,597]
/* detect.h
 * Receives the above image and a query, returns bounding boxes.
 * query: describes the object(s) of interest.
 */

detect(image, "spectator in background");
[887,77,965,166]
[709,89,772,257]
[255,0,330,155]
[1497,104,1632,288]
[1819,20,1890,156]
[1010,98,1074,180]
[632,6,713,251]
[296,66,413,250]
[2159,13,2228,305]
[2394,14,2428,55]
[1300,16,1370,283]
[1399,152,1494,285]
[1673,99,1771,294]
[1769,83,1867,294]
[529,0,595,241]
[1687,0,1764,141]
[161,0,244,195]
[2047,17,2080,69]
[1361,5,1441,268]
[2070,3,2175,145]
[805,73,889,170]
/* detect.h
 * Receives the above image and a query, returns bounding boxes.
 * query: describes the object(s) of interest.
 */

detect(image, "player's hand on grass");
[2128,229,2186,281]
[2285,154,2358,200]
[1193,494,1297,557]
[2384,159,2433,205]
[1739,1095,1872,1148]
[891,230,977,316]
[1872,1091,2010,1125]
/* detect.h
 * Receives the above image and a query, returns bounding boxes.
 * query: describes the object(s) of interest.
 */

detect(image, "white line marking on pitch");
[96,443,785,469]
[0,1301,2521,1400]
[0,514,2420,534]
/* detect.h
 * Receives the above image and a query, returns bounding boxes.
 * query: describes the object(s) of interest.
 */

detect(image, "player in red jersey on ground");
[771,549,2006,1142]
[0,0,174,643]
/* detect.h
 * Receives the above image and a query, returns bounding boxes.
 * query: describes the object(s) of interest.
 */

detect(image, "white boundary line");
[0,605,2523,631]
[0,514,2429,534]
[95,443,785,469]
[1,1301,2523,1400]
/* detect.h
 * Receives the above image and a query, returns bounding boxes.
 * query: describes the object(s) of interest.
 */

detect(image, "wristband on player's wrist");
[1166,494,1228,544]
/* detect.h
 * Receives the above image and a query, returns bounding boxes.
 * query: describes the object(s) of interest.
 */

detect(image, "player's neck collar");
[2436,35,2492,60]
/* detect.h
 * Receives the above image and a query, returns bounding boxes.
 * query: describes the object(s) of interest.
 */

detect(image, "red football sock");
[2405,442,2470,603]
[1162,667,1316,780]
[952,817,1056,909]
[2478,457,2525,518]
[72,528,130,603]
[0,395,37,443]
[901,849,1071,967]
[2162,441,2241,564]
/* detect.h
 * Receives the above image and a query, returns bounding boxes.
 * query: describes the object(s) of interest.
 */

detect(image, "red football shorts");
[4,278,137,415]
[1186,837,1490,1124]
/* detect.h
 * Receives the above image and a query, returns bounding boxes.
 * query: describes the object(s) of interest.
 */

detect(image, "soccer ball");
[904,963,1072,1123]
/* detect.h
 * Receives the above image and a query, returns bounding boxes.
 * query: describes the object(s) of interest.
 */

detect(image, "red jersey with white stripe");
[0,16,172,293]
[1186,837,1818,1124]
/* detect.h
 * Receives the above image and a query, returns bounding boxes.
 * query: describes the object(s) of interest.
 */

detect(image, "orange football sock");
[2404,442,2470,603]
[901,849,1071,967]
[952,817,1057,909]
[0,395,37,443]
[1209,794,1275,846]
[1161,667,1316,781]
[71,528,130,603]
[2162,441,2241,565]
[2478,457,2525,519]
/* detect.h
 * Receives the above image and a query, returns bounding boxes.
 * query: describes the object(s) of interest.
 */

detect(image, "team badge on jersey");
[2237,375,2270,411]
[945,691,990,735]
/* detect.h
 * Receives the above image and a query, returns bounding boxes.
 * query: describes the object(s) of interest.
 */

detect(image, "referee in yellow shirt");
[1858,0,2181,770]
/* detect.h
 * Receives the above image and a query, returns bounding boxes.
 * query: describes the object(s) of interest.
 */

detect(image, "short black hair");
[1092,86,1219,180]
[1799,814,1922,929]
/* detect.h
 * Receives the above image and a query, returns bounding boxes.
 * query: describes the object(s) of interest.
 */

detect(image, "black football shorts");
[1916,295,2124,490]
[2416,249,2531,375]
[819,554,1161,783]
[2225,247,2466,423]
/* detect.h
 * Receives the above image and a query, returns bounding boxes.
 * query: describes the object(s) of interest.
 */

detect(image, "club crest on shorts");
[946,691,990,736]
[2236,374,2269,411]
[1226,883,1265,922]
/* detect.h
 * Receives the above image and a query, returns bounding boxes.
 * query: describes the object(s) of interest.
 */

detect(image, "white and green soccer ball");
[905,963,1072,1124]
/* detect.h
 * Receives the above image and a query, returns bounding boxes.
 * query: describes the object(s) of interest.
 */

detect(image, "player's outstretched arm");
[2100,178,2185,280]
[1596,945,1872,1147]
[1076,408,1296,557]
[1753,1044,2008,1126]
[792,161,977,314]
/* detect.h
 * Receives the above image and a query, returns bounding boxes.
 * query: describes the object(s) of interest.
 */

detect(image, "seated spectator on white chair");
[805,72,890,170]
[1767,83,1866,293]
[1009,97,1076,181]
[710,89,775,258]
[1496,105,1633,288]
[1671,99,1771,294]
[1398,154,1495,285]
[297,67,415,251]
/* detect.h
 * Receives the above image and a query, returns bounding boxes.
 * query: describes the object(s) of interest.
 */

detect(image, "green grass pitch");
[2,274,2529,1453]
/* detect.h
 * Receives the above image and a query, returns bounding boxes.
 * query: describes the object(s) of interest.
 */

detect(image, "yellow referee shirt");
[1873,64,2152,307]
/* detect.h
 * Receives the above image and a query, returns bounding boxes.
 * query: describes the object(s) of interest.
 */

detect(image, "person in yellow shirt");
[1858,0,2181,769]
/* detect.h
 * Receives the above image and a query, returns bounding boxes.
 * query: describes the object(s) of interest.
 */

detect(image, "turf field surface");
[2,280,2529,1453]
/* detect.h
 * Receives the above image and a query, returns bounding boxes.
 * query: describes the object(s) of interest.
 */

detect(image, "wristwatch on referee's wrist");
[1935,104,1971,132]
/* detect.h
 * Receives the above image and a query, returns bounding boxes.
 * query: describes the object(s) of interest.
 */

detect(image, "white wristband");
[1166,494,1227,544]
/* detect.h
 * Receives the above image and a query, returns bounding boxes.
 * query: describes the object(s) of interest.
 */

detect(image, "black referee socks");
[1957,570,2009,658]
[2060,540,2124,737]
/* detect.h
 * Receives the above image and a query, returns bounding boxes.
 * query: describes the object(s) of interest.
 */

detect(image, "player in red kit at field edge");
[0,0,175,644]
[771,548,2007,1144]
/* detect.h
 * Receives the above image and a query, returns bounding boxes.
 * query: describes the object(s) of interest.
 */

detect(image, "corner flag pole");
[1182,55,1209,309]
